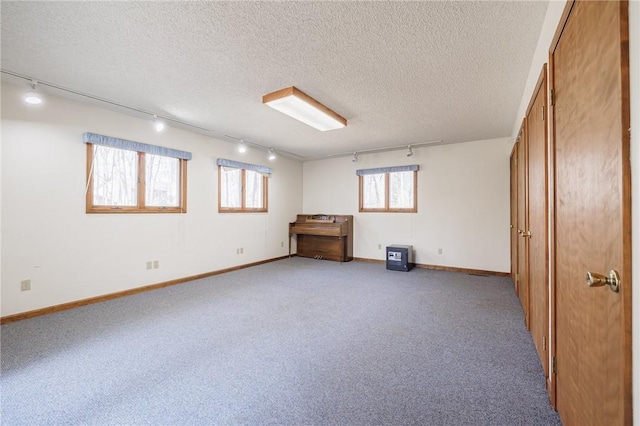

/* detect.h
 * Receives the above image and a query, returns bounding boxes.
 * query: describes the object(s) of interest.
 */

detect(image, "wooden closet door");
[526,65,549,379]
[551,1,631,424]
[516,121,529,327]
[510,144,519,290]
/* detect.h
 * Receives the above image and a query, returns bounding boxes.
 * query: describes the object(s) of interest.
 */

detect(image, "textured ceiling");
[1,1,549,160]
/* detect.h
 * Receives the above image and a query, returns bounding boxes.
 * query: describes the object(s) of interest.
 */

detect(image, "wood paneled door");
[510,143,519,290]
[525,65,549,382]
[516,120,529,327]
[550,0,631,424]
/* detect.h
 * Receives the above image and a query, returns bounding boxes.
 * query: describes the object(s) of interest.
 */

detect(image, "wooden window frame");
[358,170,417,213]
[217,166,268,213]
[86,143,188,214]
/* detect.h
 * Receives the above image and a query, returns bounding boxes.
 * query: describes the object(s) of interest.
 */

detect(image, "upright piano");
[289,214,353,262]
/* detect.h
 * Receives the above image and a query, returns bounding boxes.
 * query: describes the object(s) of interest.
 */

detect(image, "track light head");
[406,145,413,157]
[268,148,277,161]
[153,115,165,132]
[24,79,43,105]
[352,152,358,163]
[238,139,247,153]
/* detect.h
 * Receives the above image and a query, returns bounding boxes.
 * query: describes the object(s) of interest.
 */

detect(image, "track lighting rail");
[1,68,211,133]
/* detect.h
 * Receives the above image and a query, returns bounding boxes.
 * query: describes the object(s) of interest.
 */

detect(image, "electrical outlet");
[153,260,159,269]
[438,248,443,254]
[280,241,284,248]
[240,247,244,254]
[21,279,31,291]
[146,261,152,270]
[378,244,382,250]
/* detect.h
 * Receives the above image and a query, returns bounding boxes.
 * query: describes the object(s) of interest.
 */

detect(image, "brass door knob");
[586,270,620,293]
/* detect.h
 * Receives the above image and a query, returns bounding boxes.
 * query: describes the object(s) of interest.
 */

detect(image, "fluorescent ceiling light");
[262,86,346,132]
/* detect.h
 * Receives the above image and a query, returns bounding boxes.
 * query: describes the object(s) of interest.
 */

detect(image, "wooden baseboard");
[2,255,509,324]
[0,255,290,325]
[353,257,510,277]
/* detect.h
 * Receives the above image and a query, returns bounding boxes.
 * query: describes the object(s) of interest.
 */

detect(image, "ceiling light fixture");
[24,79,43,105]
[4,70,213,135]
[327,140,442,160]
[153,115,165,132]
[238,139,247,153]
[268,148,277,161]
[262,86,347,132]
[352,152,358,163]
[225,134,304,160]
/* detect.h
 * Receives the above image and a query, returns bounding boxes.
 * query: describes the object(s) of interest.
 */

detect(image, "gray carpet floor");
[1,257,561,425]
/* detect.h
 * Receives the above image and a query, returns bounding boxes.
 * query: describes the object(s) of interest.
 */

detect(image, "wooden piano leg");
[288,233,292,258]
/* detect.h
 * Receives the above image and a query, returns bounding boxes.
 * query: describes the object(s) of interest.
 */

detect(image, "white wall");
[0,82,303,317]
[512,0,566,136]
[303,138,512,273]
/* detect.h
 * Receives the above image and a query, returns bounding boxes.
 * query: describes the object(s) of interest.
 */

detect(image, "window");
[84,132,190,213]
[358,165,418,212]
[217,159,270,212]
